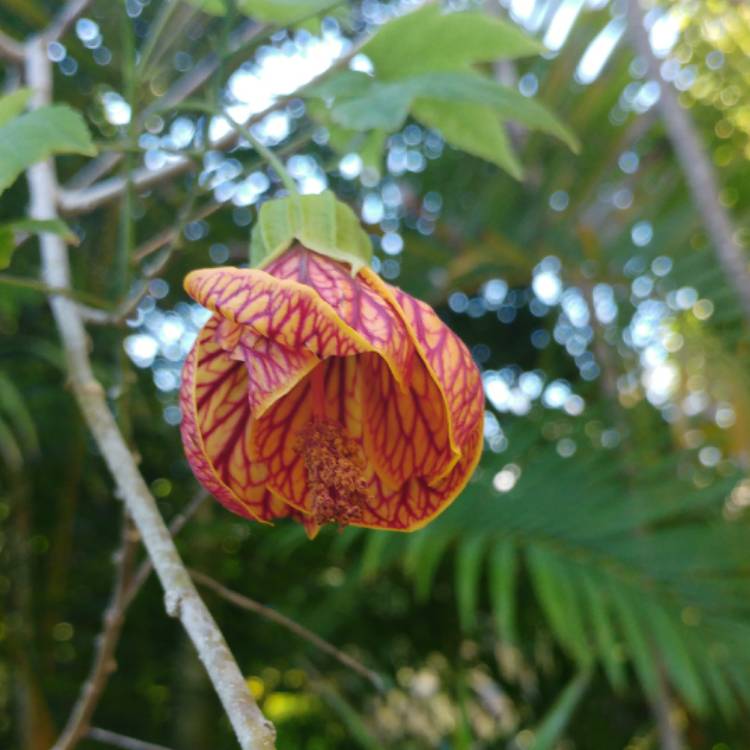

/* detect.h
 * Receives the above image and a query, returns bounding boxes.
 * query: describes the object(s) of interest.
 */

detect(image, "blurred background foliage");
[2,0,750,748]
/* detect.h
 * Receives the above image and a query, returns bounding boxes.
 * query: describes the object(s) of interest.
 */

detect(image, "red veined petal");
[358,352,456,488]
[247,348,482,531]
[237,330,319,418]
[185,266,374,360]
[388,287,485,452]
[180,316,297,523]
[248,356,366,513]
[361,269,484,456]
[358,419,484,530]
[268,247,456,487]
[264,246,415,388]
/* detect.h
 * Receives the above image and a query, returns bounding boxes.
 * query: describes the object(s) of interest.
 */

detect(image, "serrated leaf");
[0,88,31,127]
[412,98,523,179]
[361,5,544,81]
[312,70,577,156]
[0,218,77,270]
[250,191,371,272]
[405,71,579,152]
[0,104,96,196]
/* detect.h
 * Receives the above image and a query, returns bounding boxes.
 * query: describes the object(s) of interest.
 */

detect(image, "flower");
[179,244,484,537]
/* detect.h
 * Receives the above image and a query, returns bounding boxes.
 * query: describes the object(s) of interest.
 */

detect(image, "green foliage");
[335,417,750,718]
[305,5,575,178]
[187,0,336,22]
[360,4,544,79]
[529,669,592,750]
[250,191,372,271]
[5,1,750,748]
[0,98,96,196]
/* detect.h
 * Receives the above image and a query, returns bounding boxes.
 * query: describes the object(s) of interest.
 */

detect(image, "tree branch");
[63,19,266,193]
[87,727,173,750]
[191,569,384,691]
[58,42,363,216]
[44,0,93,44]
[0,28,24,62]
[124,490,209,607]
[24,36,275,750]
[626,0,750,322]
[51,515,139,750]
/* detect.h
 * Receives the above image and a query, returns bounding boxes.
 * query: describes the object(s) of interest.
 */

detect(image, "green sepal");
[250,191,371,275]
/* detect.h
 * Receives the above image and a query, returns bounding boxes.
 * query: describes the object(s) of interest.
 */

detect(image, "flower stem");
[181,102,299,197]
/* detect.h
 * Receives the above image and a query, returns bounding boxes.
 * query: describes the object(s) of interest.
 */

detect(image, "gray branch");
[24,36,275,750]
[87,727,173,750]
[0,28,24,62]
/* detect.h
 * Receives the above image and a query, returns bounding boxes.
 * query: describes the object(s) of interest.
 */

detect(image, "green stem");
[232,116,299,197]
[181,102,299,197]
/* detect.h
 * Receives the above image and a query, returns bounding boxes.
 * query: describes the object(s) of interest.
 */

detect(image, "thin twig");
[626,0,750,323]
[191,569,385,692]
[63,20,266,192]
[0,273,111,309]
[132,199,221,264]
[24,36,275,750]
[87,727,173,750]
[0,28,24,62]
[58,39,364,216]
[51,514,139,750]
[44,0,93,43]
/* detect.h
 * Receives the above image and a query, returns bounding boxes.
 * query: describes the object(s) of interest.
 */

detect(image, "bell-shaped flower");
[179,193,483,536]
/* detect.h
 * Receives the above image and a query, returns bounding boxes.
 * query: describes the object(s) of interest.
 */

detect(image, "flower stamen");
[295,419,369,528]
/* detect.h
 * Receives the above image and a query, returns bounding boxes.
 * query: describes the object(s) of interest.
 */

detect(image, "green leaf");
[456,535,486,631]
[310,69,578,156]
[306,70,373,100]
[405,71,579,152]
[411,98,523,179]
[0,104,96,196]
[579,570,626,691]
[331,82,412,131]
[361,5,544,81]
[188,0,334,22]
[489,539,518,643]
[0,218,77,270]
[0,88,31,127]
[528,670,592,750]
[250,191,371,272]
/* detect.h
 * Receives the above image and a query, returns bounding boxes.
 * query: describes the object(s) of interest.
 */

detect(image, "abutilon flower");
[179,199,484,537]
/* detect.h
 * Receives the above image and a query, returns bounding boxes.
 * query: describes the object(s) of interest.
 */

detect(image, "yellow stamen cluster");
[296,420,369,527]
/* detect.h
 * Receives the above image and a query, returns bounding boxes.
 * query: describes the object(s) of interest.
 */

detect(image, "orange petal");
[359,419,484,530]
[358,351,456,489]
[264,246,415,388]
[267,247,457,488]
[180,315,296,523]
[185,265,373,361]
[248,356,364,513]
[362,269,484,455]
